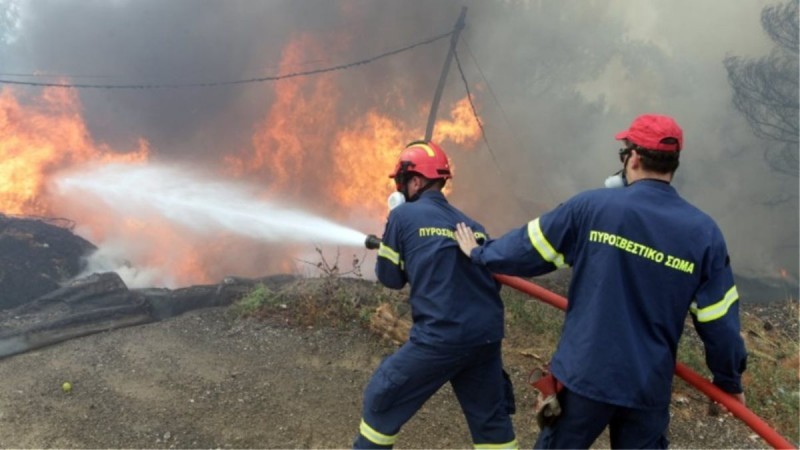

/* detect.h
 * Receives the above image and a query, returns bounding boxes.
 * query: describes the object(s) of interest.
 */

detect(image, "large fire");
[0,34,481,288]
[0,87,148,215]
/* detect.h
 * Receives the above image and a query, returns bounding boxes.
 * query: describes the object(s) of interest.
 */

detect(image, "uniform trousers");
[354,340,516,449]
[534,387,669,449]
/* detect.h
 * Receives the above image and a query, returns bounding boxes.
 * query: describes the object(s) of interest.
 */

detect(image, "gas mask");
[604,170,627,188]
[392,161,436,204]
[387,191,406,210]
[392,161,414,202]
[605,147,633,188]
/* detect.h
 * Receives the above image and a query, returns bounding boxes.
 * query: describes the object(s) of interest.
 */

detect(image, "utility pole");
[424,6,467,142]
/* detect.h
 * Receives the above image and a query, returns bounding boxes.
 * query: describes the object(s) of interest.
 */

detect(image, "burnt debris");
[0,214,297,359]
[0,214,96,310]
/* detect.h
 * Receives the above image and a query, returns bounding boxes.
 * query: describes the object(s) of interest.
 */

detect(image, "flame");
[433,96,481,145]
[0,87,225,285]
[0,87,217,285]
[2,32,484,288]
[226,33,483,222]
[329,99,482,219]
[0,87,148,215]
[225,33,343,198]
[331,111,410,218]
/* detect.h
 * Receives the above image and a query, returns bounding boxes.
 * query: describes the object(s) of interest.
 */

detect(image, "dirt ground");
[0,299,778,450]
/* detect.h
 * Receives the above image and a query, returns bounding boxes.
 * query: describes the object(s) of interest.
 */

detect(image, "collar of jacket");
[417,190,447,202]
[629,178,675,192]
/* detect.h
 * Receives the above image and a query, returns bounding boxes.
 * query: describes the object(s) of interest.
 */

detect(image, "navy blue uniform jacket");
[376,190,505,348]
[469,180,747,409]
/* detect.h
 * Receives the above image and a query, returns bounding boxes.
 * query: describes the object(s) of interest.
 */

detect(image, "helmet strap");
[394,161,414,200]
[394,160,441,202]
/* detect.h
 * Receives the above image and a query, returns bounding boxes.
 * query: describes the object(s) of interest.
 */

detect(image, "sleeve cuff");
[713,377,743,394]
[469,247,485,265]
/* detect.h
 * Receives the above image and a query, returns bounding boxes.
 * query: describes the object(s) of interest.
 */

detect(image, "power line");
[453,39,553,218]
[459,36,524,159]
[458,35,560,208]
[0,30,453,90]
[453,48,501,173]
[0,57,345,80]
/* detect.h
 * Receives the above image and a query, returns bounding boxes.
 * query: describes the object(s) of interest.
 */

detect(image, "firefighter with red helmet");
[353,141,517,449]
[454,114,747,448]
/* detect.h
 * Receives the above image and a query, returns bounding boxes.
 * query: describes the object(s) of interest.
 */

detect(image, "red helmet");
[388,141,452,181]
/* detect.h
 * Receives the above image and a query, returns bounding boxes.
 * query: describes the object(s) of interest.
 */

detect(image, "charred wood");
[0,214,95,309]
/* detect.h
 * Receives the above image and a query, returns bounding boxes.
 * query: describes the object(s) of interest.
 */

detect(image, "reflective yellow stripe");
[359,418,397,446]
[377,243,401,266]
[409,143,436,157]
[475,438,518,449]
[690,286,739,323]
[527,218,567,268]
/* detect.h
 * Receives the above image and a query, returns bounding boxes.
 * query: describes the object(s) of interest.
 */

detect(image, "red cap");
[615,114,683,152]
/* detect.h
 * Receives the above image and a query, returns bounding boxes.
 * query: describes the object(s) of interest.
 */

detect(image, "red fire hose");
[494,274,796,450]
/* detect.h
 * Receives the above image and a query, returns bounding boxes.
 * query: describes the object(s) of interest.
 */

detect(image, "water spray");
[55,163,370,247]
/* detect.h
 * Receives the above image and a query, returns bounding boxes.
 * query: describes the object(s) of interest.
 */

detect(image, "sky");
[0,0,797,294]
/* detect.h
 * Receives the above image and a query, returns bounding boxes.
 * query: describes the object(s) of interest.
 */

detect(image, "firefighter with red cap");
[454,114,747,449]
[354,141,517,449]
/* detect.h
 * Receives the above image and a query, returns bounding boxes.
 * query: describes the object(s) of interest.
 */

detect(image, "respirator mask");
[387,191,406,210]
[605,147,633,188]
[604,170,627,188]
[365,165,410,250]
[391,161,437,206]
[391,161,414,207]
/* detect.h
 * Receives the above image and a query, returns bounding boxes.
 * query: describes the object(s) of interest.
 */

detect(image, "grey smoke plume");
[1,0,796,293]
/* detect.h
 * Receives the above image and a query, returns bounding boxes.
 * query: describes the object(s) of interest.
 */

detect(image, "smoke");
[53,162,368,287]
[77,240,167,288]
[2,0,797,289]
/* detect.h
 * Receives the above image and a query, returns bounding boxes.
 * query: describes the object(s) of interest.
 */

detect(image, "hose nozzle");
[365,234,381,250]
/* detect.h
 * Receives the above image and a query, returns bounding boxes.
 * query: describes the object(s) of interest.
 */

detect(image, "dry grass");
[234,271,799,446]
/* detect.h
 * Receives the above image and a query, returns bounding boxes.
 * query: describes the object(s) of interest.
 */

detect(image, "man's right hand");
[708,392,746,416]
[454,222,479,257]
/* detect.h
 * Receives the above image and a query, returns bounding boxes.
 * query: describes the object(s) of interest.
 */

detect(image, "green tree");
[724,0,799,176]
